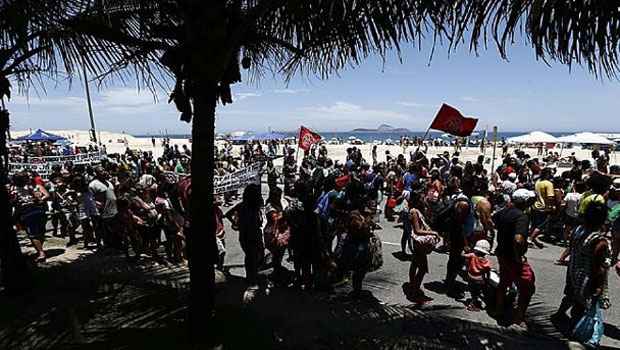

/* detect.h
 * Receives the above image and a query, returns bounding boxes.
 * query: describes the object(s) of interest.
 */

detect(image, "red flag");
[430,104,478,137]
[298,126,322,151]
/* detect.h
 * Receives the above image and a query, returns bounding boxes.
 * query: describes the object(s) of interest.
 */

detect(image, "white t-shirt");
[564,192,582,219]
[88,179,118,219]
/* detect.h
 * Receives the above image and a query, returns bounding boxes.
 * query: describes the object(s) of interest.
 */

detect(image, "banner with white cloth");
[9,151,104,177]
[214,162,262,194]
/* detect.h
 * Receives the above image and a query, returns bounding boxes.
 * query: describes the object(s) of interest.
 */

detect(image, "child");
[464,240,492,311]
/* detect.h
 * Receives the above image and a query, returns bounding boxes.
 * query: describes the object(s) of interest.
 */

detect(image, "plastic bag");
[572,298,605,348]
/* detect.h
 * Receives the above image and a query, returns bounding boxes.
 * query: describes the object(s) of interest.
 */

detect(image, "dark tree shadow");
[43,248,66,259]
[0,249,585,350]
[604,322,620,342]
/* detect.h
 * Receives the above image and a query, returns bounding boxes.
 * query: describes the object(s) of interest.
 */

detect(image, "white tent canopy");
[507,131,559,144]
[557,132,615,145]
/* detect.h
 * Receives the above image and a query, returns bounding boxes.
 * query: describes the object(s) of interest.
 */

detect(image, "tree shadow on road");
[0,252,574,350]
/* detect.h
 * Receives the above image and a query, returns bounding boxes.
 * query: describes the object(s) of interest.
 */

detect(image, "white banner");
[8,151,104,177]
[214,162,262,194]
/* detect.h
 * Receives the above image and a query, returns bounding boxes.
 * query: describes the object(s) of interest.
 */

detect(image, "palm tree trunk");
[187,82,217,345]
[0,187,30,294]
[0,109,29,294]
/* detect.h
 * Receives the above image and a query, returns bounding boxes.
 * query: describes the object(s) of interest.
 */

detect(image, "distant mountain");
[351,124,411,133]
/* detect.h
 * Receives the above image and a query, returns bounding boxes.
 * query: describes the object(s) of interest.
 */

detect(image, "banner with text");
[214,162,262,194]
[9,151,104,177]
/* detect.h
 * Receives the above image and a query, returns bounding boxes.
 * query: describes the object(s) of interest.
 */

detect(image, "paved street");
[219,184,620,348]
[5,184,619,349]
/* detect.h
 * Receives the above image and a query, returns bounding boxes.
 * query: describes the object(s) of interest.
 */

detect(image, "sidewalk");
[0,240,593,350]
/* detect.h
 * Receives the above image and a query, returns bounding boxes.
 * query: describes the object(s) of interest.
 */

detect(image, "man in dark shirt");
[492,189,536,327]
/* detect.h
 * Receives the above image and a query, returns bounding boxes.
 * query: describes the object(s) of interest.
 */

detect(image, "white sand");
[11,129,619,171]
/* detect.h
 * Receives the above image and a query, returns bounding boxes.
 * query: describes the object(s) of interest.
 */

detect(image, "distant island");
[351,124,411,133]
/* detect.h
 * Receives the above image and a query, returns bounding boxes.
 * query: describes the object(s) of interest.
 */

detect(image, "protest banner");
[8,151,104,177]
[213,162,262,194]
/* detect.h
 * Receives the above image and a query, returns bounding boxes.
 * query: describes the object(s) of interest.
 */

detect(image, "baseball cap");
[508,173,517,180]
[512,189,535,203]
[612,178,620,190]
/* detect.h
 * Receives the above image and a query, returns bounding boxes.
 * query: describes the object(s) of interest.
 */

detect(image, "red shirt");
[464,253,492,281]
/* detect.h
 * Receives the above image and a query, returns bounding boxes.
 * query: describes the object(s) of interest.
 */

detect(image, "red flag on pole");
[430,104,478,137]
[298,126,322,151]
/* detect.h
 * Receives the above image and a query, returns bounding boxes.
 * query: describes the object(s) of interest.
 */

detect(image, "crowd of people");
[220,140,618,346]
[8,143,193,264]
[6,137,620,347]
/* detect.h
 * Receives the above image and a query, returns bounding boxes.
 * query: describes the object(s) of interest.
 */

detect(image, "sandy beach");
[12,129,620,171]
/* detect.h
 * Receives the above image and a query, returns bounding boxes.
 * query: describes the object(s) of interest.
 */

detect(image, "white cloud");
[397,101,426,108]
[460,96,480,102]
[272,89,310,95]
[11,95,86,109]
[97,88,167,114]
[293,101,413,130]
[235,92,261,101]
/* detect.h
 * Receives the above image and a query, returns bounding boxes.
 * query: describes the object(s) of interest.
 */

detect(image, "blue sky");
[6,39,620,134]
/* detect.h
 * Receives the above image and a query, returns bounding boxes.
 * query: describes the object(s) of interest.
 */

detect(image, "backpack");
[430,196,471,233]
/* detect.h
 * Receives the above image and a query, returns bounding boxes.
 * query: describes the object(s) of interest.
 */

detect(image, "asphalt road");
[220,184,620,348]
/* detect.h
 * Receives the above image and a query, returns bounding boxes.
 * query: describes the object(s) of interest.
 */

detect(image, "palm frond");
[445,0,620,79]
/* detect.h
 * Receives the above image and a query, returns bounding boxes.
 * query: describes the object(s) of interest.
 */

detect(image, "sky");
[6,39,620,135]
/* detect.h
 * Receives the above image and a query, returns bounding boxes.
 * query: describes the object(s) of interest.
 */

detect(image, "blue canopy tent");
[15,129,67,142]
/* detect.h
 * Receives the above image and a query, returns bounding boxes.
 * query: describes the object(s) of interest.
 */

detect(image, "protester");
[492,189,536,327]
[10,171,50,262]
[402,193,440,304]
[555,201,612,347]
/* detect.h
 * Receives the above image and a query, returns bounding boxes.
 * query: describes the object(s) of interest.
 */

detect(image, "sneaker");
[413,292,433,305]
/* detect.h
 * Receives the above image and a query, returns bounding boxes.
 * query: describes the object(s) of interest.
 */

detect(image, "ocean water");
[135,131,614,143]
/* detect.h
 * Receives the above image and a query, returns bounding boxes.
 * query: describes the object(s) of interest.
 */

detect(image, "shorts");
[20,206,47,239]
[531,210,549,231]
[498,257,536,297]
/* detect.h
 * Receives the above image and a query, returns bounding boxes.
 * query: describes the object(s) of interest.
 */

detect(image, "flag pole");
[295,127,301,165]
[413,125,432,161]
[491,126,498,175]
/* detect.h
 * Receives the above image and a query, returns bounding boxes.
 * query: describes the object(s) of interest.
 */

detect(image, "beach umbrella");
[506,131,559,144]
[15,129,67,142]
[229,134,255,142]
[557,132,614,145]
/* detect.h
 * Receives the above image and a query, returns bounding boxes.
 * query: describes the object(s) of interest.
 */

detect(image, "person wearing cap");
[463,240,493,311]
[492,188,536,327]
